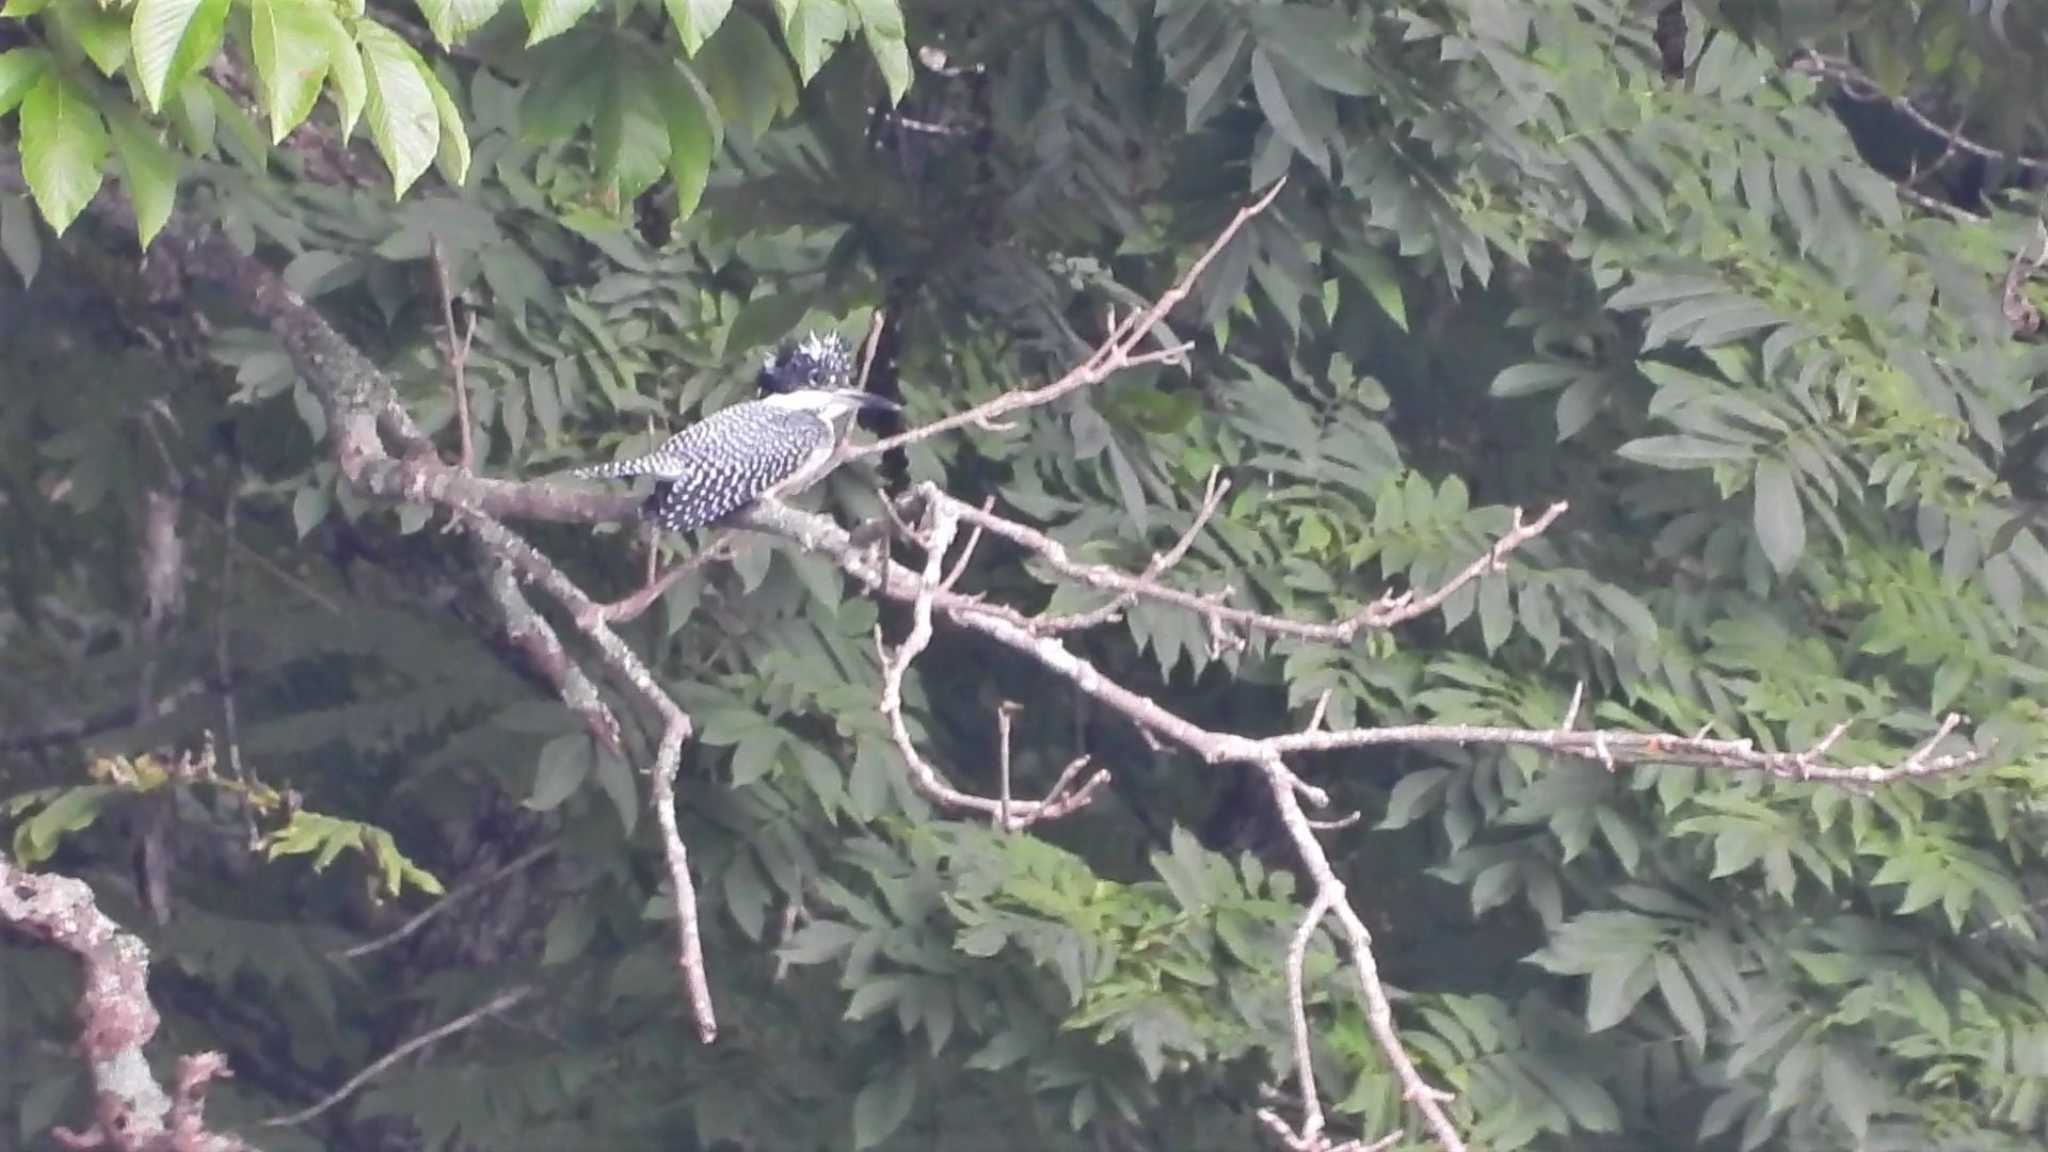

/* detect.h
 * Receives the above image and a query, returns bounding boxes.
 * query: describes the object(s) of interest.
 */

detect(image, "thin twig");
[261,986,533,1127]
[997,700,1020,830]
[944,489,1568,646]
[1560,682,1584,732]
[591,534,738,624]
[1790,51,2048,176]
[875,504,1109,828]
[1040,469,1232,632]
[335,843,557,960]
[215,484,254,848]
[851,180,1285,461]
[856,309,887,393]
[429,238,477,471]
[1260,757,1464,1151]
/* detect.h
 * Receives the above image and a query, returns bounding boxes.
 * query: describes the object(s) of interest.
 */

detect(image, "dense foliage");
[7,1,2048,1150]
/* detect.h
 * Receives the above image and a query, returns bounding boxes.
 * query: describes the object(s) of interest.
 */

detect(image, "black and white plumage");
[571,332,897,533]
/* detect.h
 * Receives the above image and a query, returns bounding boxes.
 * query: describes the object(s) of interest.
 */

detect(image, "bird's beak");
[841,390,902,413]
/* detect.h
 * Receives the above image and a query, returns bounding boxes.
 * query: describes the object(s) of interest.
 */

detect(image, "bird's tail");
[570,455,659,480]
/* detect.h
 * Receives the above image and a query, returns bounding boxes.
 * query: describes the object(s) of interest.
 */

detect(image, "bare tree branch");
[850,179,1286,461]
[429,237,479,471]
[60,153,1977,1152]
[733,482,1981,1148]
[948,489,1568,646]
[0,855,255,1152]
[1039,468,1232,633]
[478,548,623,755]
[143,214,720,1045]
[876,500,1109,828]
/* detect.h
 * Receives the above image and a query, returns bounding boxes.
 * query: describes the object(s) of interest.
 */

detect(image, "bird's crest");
[758,330,854,395]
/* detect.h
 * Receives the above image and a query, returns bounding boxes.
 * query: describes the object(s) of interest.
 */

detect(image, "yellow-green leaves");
[848,0,908,104]
[415,0,506,45]
[520,0,594,47]
[660,63,716,221]
[425,65,470,187]
[775,0,846,85]
[664,0,730,56]
[19,69,106,235]
[1752,457,1806,574]
[357,21,458,198]
[0,47,48,116]
[51,1,132,77]
[594,59,670,203]
[130,0,227,111]
[249,0,332,144]
[767,0,910,101]
[107,106,179,248]
[323,11,367,138]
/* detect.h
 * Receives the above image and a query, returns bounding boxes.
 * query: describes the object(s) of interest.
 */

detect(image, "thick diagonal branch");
[0,854,254,1152]
[150,212,716,1043]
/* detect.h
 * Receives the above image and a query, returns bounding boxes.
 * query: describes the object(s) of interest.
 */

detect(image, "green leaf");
[357,21,440,197]
[527,732,592,810]
[421,64,470,185]
[52,2,131,76]
[13,786,115,864]
[1752,458,1805,574]
[18,70,108,236]
[208,80,270,171]
[696,7,795,140]
[416,0,506,44]
[319,7,365,137]
[0,47,48,116]
[847,742,889,822]
[520,0,595,46]
[1379,768,1449,829]
[721,851,769,940]
[1491,361,1581,397]
[1820,1049,1879,1141]
[1655,952,1709,1049]
[779,0,848,84]
[1477,573,1512,653]
[1586,953,1654,1031]
[592,744,638,833]
[106,110,178,250]
[249,0,331,143]
[1248,48,1327,171]
[541,900,597,964]
[848,0,908,103]
[1340,247,1407,332]
[130,0,228,112]
[1,194,41,285]
[730,729,783,788]
[665,0,730,55]
[1616,435,1750,470]
[780,919,857,965]
[661,63,715,221]
[594,58,669,201]
[851,1062,917,1150]
[291,482,329,536]
[1247,6,1371,96]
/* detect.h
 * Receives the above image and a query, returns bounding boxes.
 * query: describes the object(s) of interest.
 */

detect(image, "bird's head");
[758,330,856,394]
[762,387,902,422]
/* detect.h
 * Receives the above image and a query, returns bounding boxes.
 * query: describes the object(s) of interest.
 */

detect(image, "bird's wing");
[643,406,834,532]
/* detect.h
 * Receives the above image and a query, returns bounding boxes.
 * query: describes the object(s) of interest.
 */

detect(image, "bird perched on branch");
[571,331,899,532]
